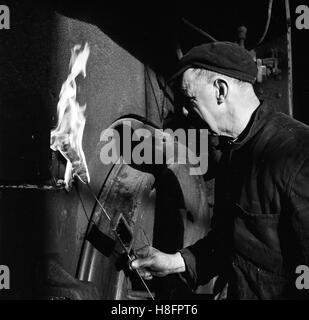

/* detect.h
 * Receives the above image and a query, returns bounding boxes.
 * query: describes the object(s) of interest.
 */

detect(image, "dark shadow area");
[52,2,180,79]
[290,0,309,124]
[152,167,189,299]
[52,1,287,77]
[0,1,54,183]
[153,168,186,251]
[86,224,116,258]
[0,1,55,300]
[0,189,47,299]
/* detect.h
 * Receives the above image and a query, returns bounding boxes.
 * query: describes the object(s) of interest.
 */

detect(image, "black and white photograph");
[0,0,309,308]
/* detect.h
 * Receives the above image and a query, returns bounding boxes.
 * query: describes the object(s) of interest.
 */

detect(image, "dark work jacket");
[180,100,309,299]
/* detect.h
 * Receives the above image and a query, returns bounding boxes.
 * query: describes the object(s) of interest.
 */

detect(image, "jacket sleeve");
[288,155,309,298]
[289,155,309,265]
[178,227,229,290]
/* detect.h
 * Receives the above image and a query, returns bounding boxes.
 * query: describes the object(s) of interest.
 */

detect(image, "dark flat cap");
[170,41,257,84]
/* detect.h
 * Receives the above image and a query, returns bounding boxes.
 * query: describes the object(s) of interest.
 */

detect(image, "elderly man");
[131,42,309,299]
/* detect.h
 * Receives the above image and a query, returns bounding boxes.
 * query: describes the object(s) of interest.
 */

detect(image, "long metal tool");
[86,182,155,300]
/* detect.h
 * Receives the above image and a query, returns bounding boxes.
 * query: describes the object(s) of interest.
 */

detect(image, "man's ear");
[214,79,228,104]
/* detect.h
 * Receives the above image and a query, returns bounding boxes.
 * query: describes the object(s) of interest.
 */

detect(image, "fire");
[50,43,90,189]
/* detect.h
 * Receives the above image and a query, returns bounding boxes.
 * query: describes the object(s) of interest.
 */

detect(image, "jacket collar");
[214,100,276,151]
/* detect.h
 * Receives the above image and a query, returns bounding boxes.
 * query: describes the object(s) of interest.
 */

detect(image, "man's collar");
[213,100,275,151]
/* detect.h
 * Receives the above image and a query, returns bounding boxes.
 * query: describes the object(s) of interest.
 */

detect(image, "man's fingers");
[137,268,153,280]
[150,271,166,277]
[144,274,153,280]
[134,245,151,258]
[131,256,153,269]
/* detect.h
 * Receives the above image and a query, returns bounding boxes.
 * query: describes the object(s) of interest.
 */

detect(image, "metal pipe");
[256,0,274,47]
[182,18,217,42]
[285,0,294,117]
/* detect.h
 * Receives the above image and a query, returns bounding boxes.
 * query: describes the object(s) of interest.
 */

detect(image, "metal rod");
[86,182,111,221]
[86,182,155,300]
[256,0,274,47]
[117,235,155,301]
[285,0,294,117]
[182,18,217,42]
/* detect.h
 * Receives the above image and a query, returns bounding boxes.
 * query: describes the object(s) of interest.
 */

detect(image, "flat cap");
[170,41,257,84]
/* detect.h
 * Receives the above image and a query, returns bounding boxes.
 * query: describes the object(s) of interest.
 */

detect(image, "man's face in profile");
[180,69,221,135]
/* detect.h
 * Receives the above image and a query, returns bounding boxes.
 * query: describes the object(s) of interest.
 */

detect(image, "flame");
[50,43,90,189]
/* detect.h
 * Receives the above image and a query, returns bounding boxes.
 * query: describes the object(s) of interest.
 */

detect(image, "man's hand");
[130,246,186,280]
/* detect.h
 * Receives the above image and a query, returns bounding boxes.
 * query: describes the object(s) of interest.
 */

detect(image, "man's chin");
[205,126,218,136]
[201,125,218,137]
[209,131,219,136]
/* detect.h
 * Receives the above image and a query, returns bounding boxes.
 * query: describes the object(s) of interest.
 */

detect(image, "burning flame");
[50,43,90,189]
